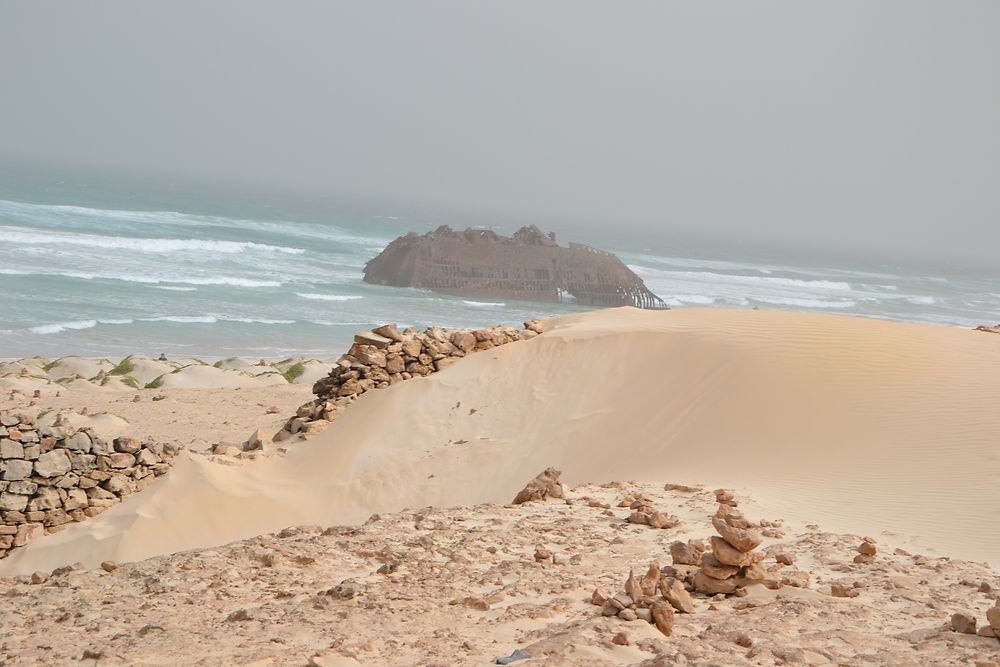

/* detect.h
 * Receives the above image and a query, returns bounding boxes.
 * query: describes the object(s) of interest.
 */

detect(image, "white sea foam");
[753,297,857,309]
[666,295,716,305]
[906,296,935,305]
[628,266,853,292]
[0,199,390,249]
[153,286,198,292]
[143,316,218,324]
[461,300,505,308]
[0,268,281,288]
[295,293,363,301]
[28,320,99,335]
[225,318,296,325]
[2,225,304,255]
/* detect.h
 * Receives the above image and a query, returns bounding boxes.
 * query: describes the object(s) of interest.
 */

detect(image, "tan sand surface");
[2,481,998,665]
[3,307,1000,577]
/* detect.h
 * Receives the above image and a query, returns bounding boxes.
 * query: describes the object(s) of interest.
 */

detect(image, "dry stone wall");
[0,411,178,558]
[274,321,544,441]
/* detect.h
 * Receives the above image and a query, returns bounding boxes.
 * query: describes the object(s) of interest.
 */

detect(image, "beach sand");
[2,307,1000,664]
[4,307,999,573]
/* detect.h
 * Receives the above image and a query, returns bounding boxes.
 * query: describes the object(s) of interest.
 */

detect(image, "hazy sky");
[1,2,998,266]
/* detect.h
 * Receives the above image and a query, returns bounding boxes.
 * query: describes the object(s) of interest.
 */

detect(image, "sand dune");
[4,307,1000,576]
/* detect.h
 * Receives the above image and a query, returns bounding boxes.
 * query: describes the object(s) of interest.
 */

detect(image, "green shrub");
[42,358,63,372]
[109,356,135,376]
[145,374,165,389]
[281,362,306,383]
[120,375,140,389]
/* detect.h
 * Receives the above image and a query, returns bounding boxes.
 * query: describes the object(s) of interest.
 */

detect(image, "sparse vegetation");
[36,409,53,421]
[42,358,63,372]
[120,375,140,389]
[145,374,165,389]
[109,356,135,376]
[213,357,239,369]
[281,361,306,383]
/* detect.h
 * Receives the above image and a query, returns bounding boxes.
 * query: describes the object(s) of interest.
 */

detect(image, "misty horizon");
[2,2,999,272]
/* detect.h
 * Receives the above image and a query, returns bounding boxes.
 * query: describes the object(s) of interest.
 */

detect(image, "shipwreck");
[363,225,667,309]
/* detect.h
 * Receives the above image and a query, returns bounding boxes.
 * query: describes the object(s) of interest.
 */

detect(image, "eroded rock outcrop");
[363,225,667,309]
[512,468,565,505]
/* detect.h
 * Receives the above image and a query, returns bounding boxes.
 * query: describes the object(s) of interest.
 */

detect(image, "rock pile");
[692,490,769,595]
[618,492,680,529]
[512,468,565,505]
[0,410,177,558]
[591,560,696,636]
[273,321,543,442]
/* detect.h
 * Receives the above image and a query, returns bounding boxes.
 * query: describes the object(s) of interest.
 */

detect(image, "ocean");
[1,191,998,361]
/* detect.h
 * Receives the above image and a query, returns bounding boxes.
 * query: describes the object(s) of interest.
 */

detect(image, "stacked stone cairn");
[273,321,543,442]
[591,559,697,636]
[691,489,771,595]
[854,536,878,564]
[619,492,680,529]
[0,411,177,558]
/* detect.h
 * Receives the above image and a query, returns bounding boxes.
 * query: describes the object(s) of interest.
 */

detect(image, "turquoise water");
[1,186,998,360]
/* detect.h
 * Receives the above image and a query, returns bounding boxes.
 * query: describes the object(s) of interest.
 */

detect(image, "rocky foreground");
[2,478,998,666]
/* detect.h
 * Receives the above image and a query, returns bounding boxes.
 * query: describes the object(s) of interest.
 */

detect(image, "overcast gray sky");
[1,1,998,266]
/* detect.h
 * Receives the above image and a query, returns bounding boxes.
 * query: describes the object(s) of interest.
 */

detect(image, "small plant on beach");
[281,361,306,384]
[109,356,135,376]
[213,357,240,369]
[36,409,53,421]
[42,358,63,372]
[145,374,165,389]
[120,375,140,389]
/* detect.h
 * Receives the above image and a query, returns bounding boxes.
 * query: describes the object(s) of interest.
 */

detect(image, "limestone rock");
[639,560,660,596]
[35,449,72,478]
[372,324,403,342]
[0,492,28,512]
[3,459,33,481]
[701,553,740,580]
[693,570,739,595]
[659,577,695,614]
[712,517,762,553]
[591,587,611,606]
[618,608,637,621]
[670,540,701,566]
[648,512,680,529]
[831,584,859,598]
[650,601,675,636]
[950,612,976,634]
[512,468,564,505]
[711,535,759,567]
[354,331,392,348]
[987,602,1000,631]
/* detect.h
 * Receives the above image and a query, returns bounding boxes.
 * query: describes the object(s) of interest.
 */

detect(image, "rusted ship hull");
[364,226,667,309]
